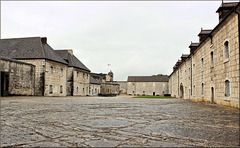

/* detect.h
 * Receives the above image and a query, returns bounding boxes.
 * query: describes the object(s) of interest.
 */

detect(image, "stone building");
[89,75,101,96]
[90,71,120,96]
[1,37,68,96]
[1,57,35,96]
[169,2,240,108]
[55,50,91,96]
[116,81,128,94]
[127,76,169,96]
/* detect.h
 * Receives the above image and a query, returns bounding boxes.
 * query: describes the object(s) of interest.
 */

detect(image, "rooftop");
[127,76,169,82]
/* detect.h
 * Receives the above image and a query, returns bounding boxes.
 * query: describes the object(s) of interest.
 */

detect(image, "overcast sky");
[1,1,225,81]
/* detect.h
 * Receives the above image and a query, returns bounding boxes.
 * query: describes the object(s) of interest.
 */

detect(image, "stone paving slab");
[0,95,239,147]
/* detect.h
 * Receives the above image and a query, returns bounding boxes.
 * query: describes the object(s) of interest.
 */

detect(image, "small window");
[133,83,135,86]
[50,66,53,74]
[60,85,63,93]
[87,74,88,79]
[143,91,145,94]
[194,85,196,96]
[76,87,79,93]
[225,80,230,97]
[82,88,85,94]
[83,73,85,79]
[49,85,53,94]
[201,58,204,70]
[202,83,204,96]
[189,68,191,80]
[95,89,97,94]
[77,72,79,77]
[224,41,229,59]
[60,69,63,76]
[210,51,214,67]
[133,91,135,94]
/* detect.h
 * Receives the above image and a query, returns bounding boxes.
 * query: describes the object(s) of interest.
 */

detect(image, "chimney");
[198,28,212,42]
[67,49,73,55]
[216,2,238,22]
[189,42,199,54]
[41,37,47,44]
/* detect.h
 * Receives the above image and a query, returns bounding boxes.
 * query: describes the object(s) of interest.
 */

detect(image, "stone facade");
[1,57,35,96]
[116,81,128,94]
[73,69,90,96]
[127,81,169,96]
[89,83,100,96]
[169,3,240,108]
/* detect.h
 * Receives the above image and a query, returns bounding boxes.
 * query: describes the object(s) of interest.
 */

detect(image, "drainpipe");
[191,56,192,97]
[178,69,179,96]
[234,7,240,104]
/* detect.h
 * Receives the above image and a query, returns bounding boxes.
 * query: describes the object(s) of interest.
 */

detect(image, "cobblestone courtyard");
[1,96,239,147]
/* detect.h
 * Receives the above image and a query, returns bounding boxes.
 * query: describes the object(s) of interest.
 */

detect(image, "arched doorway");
[211,87,214,103]
[180,83,184,98]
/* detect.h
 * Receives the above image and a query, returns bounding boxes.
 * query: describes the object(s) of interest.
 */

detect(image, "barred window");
[60,85,63,93]
[49,85,53,94]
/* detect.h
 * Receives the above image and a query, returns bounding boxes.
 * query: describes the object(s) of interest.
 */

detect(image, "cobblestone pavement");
[1,95,239,147]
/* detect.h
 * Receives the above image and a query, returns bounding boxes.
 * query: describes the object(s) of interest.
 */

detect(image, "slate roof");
[55,50,90,72]
[127,76,169,82]
[90,76,100,84]
[0,37,67,65]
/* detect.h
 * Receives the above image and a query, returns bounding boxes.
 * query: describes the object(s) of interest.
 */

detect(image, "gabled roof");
[90,75,100,84]
[127,76,169,82]
[55,50,90,72]
[0,37,67,65]
[216,2,239,12]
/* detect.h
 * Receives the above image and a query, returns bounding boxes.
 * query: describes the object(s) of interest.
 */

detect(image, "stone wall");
[100,83,120,95]
[18,59,45,96]
[127,82,169,96]
[169,8,239,108]
[116,81,128,94]
[44,60,68,96]
[73,69,90,96]
[1,58,35,96]
[89,84,100,96]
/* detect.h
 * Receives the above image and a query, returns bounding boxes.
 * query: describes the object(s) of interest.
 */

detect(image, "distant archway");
[180,83,184,98]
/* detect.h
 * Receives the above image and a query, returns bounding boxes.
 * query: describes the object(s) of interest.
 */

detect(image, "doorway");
[180,83,184,98]
[211,87,214,103]
[153,92,155,96]
[1,72,9,96]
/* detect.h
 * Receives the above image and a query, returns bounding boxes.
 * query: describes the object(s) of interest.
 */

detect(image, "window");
[133,83,135,86]
[60,85,63,93]
[49,85,53,94]
[225,80,230,97]
[143,91,145,94]
[50,66,53,74]
[224,41,229,59]
[76,87,79,93]
[132,91,135,94]
[83,73,85,79]
[77,72,79,77]
[87,74,88,79]
[189,68,191,80]
[201,58,204,70]
[202,83,204,96]
[82,88,85,94]
[60,69,63,76]
[194,85,196,96]
[210,51,214,67]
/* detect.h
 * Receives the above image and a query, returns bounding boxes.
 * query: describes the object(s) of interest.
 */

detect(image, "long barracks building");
[169,2,240,108]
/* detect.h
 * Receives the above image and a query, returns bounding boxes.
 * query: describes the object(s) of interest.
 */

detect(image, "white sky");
[1,1,224,81]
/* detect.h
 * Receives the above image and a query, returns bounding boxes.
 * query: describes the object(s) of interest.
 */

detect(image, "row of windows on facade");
[75,87,99,95]
[190,80,230,97]
[132,83,165,87]
[48,85,100,95]
[49,67,89,79]
[180,40,230,79]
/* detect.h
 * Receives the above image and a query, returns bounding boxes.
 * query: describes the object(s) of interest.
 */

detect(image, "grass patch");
[134,96,174,99]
